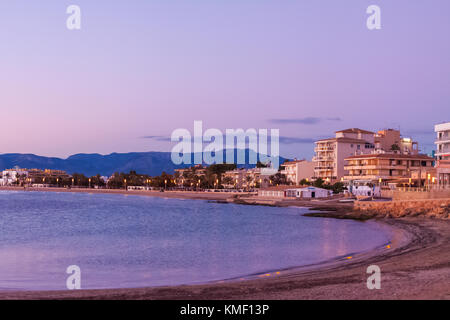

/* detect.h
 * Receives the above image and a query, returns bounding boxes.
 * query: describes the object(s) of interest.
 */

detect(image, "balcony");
[435,134,450,144]
[345,165,407,171]
[437,160,450,169]
[343,175,392,181]
[314,167,333,172]
[314,147,335,152]
[313,156,334,162]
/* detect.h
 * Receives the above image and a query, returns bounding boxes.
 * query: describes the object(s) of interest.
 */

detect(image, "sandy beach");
[0,187,449,300]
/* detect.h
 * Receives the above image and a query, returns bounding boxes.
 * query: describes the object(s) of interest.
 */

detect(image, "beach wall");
[354,198,450,219]
[391,190,450,200]
[380,189,450,200]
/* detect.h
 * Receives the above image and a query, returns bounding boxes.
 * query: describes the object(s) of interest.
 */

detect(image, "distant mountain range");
[0,150,288,176]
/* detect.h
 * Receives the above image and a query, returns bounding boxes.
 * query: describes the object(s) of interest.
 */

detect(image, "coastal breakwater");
[354,198,450,219]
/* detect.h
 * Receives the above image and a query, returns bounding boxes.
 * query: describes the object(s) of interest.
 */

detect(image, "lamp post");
[89,178,91,189]
[164,179,167,190]
[124,179,127,190]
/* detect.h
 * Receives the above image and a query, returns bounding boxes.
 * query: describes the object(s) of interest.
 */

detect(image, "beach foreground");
[0,218,449,300]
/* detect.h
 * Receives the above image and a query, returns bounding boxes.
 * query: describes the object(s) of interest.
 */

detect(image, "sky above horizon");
[1,0,449,160]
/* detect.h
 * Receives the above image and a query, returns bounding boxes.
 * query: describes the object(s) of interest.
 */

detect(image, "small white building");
[349,185,381,197]
[291,187,332,199]
[259,186,332,199]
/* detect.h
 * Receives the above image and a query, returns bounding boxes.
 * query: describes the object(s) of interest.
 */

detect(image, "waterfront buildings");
[313,128,376,182]
[314,128,419,182]
[0,167,70,186]
[344,154,434,185]
[280,160,315,185]
[174,164,207,179]
[0,167,29,186]
[374,129,419,155]
[222,167,271,188]
[435,122,450,188]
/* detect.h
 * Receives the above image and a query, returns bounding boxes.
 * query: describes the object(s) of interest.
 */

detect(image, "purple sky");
[1,0,449,159]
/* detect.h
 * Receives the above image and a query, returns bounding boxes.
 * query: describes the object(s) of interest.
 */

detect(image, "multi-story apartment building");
[313,128,376,182]
[280,160,315,185]
[344,154,434,184]
[314,128,418,182]
[27,169,70,181]
[0,168,70,185]
[435,122,450,188]
[222,167,271,188]
[375,129,419,154]
[174,164,207,179]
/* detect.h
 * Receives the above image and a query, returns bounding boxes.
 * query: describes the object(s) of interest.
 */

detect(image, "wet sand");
[0,218,449,300]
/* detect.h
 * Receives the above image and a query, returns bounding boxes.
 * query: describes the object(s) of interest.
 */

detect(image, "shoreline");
[0,187,449,299]
[0,186,354,213]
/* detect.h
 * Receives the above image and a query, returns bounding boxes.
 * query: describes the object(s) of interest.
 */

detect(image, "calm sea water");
[0,191,392,291]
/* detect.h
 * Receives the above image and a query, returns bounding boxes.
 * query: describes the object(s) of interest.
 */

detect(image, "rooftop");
[336,128,375,134]
[345,153,433,160]
[316,137,370,144]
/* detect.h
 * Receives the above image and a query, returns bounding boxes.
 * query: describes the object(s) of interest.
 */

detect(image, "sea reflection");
[0,191,393,290]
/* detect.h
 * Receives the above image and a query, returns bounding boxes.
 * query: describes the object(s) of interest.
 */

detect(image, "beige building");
[222,167,271,188]
[344,154,434,184]
[281,160,315,185]
[313,128,376,182]
[375,129,418,154]
[314,128,419,182]
[435,122,450,188]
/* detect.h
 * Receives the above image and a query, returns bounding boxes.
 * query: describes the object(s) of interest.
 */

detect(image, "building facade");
[0,167,29,186]
[313,128,376,182]
[281,160,315,185]
[222,167,271,188]
[344,154,434,185]
[435,122,450,188]
[314,128,419,182]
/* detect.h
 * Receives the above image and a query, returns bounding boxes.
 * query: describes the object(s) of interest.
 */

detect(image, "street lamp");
[89,178,91,189]
[124,179,127,190]
[164,179,167,189]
